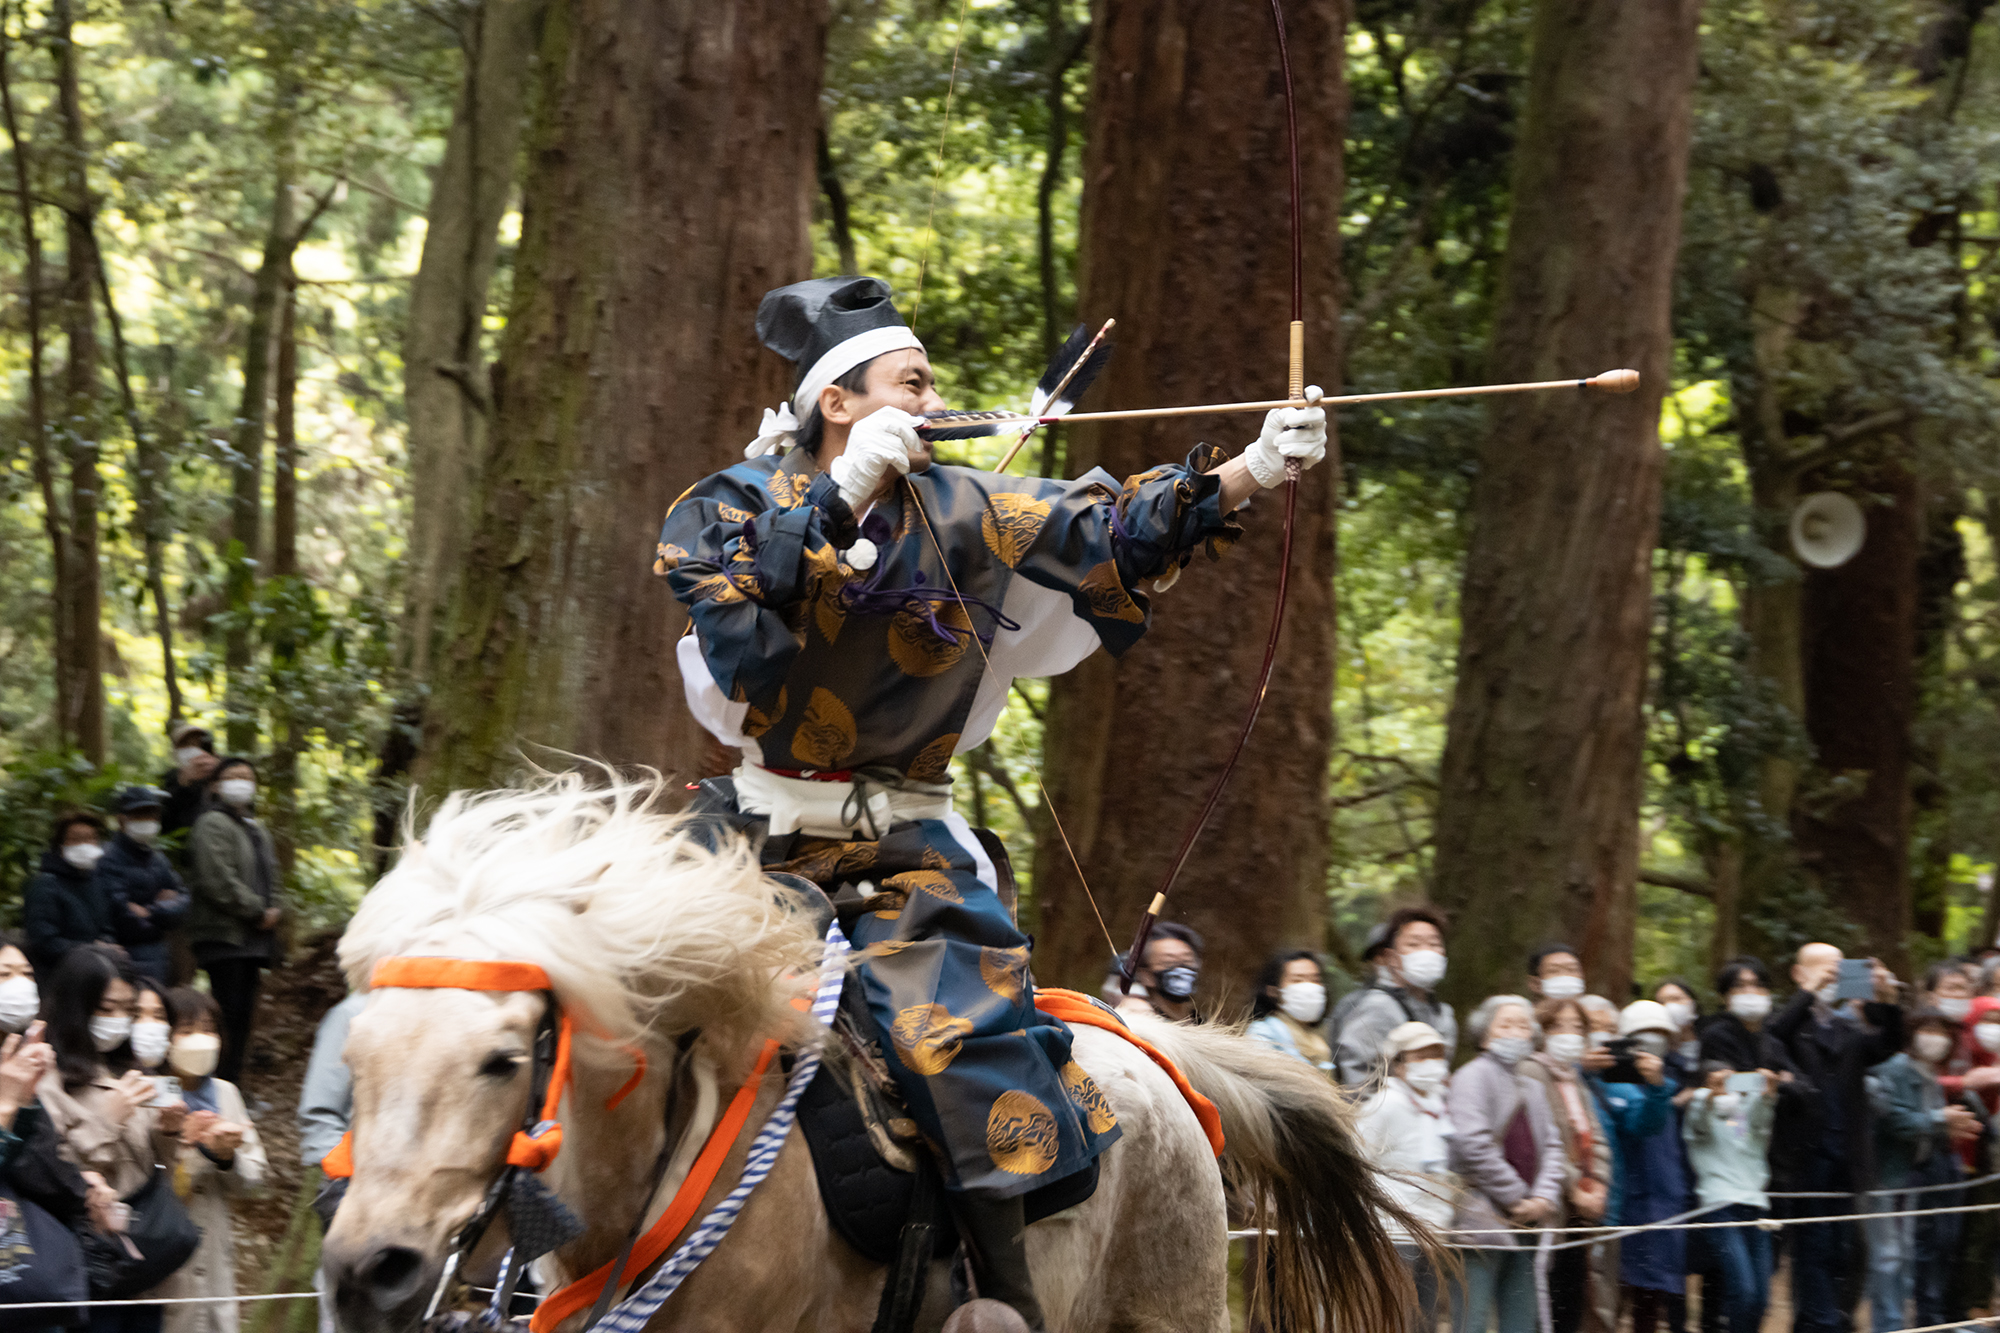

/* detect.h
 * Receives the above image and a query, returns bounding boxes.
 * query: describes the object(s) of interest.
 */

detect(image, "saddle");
[795,973,1101,1267]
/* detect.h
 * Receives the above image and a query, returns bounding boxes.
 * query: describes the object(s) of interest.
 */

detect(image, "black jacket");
[157,766,211,843]
[21,851,114,979]
[1699,1012,1821,1135]
[94,833,189,948]
[1767,989,1904,1191]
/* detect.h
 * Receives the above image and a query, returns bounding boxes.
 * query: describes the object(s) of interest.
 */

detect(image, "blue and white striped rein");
[592,921,850,1333]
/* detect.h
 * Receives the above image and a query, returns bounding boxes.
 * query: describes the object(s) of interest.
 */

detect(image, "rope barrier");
[1766,1168,2000,1199]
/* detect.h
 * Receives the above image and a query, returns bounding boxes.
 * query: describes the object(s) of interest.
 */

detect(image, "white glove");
[829,407,922,512]
[1243,387,1327,489]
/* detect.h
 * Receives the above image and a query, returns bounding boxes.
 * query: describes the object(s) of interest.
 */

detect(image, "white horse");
[321,776,1420,1333]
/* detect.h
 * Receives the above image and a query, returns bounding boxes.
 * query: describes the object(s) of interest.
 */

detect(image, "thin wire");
[907,0,975,336]
[903,479,1119,958]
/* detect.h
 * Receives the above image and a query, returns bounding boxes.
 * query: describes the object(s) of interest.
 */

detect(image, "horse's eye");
[478,1052,523,1079]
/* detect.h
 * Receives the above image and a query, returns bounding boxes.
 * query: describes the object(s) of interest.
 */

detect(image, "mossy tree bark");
[418,0,822,796]
[1031,0,1345,999]
[1430,0,1702,1009]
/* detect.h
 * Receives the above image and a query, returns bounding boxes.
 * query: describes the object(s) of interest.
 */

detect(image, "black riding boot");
[948,1192,1047,1333]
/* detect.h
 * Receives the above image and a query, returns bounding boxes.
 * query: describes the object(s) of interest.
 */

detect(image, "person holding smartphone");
[1683,1063,1779,1333]
[1768,942,1906,1333]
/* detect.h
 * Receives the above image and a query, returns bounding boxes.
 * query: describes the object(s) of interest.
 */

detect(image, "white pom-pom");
[847,538,878,572]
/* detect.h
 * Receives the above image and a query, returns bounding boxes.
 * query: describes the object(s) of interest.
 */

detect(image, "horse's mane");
[338,771,822,1056]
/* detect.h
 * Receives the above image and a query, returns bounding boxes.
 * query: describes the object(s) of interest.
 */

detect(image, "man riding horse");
[653,276,1327,1331]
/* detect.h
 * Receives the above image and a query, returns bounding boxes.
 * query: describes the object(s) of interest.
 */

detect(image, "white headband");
[792,324,926,417]
[744,324,927,459]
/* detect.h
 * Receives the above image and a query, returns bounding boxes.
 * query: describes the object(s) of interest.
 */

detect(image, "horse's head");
[322,983,551,1330]
[321,774,821,1333]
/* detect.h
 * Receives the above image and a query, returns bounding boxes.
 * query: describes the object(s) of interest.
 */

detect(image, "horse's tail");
[1142,1019,1435,1331]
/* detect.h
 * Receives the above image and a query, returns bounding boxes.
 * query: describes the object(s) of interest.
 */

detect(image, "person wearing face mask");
[23,811,118,982]
[96,788,191,985]
[1444,995,1564,1333]
[1354,1021,1457,1332]
[158,722,219,851]
[1526,944,1588,1004]
[158,989,265,1333]
[36,947,191,1333]
[1767,941,1905,1333]
[1862,1009,1981,1332]
[0,935,41,1036]
[188,760,284,1088]
[1518,998,1610,1333]
[1682,1062,1778,1333]
[1330,906,1457,1088]
[1652,979,1703,1078]
[1246,949,1333,1074]
[1939,997,2000,1320]
[1600,1001,1691,1333]
[1112,924,1205,1024]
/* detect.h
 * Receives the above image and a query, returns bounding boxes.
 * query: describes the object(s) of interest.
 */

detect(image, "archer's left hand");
[1245,388,1327,487]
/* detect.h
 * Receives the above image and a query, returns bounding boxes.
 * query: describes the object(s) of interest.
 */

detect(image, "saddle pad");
[1032,988,1226,1157]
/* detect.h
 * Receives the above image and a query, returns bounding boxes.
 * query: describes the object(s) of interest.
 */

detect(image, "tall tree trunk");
[1793,455,1922,968]
[52,0,103,763]
[223,94,298,756]
[269,281,301,882]
[1034,0,1086,479]
[416,0,824,795]
[1031,0,1345,998]
[401,0,544,686]
[2,2,64,747]
[814,125,858,275]
[93,233,182,723]
[1430,0,1701,1009]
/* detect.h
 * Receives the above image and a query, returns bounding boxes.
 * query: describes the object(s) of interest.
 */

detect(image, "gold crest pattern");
[1076,561,1145,624]
[885,870,965,904]
[980,945,1030,1003]
[766,471,812,510]
[1061,1062,1119,1133]
[986,1091,1060,1175]
[888,600,972,677]
[981,492,1053,567]
[892,1003,974,1076]
[687,573,748,605]
[716,503,755,524]
[791,688,857,769]
[652,541,690,575]
[741,687,786,739]
[907,733,959,784]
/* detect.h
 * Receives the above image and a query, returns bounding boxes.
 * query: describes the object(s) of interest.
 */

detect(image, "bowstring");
[903,481,1119,959]
[903,0,1119,961]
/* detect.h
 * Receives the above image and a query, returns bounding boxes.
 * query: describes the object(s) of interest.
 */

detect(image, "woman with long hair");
[1246,949,1333,1075]
[36,946,189,1333]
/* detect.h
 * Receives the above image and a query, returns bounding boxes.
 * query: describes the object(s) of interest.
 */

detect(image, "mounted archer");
[653,274,1327,1329]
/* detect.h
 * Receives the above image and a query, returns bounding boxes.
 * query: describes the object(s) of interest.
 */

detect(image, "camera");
[1604,1036,1643,1085]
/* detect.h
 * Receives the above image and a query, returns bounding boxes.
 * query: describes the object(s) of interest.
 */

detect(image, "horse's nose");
[324,1238,434,1325]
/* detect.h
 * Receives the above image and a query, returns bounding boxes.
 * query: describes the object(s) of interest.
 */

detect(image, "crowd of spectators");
[1228,905,2000,1333]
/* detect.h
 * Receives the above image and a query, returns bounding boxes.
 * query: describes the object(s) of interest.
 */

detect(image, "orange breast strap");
[1033,988,1225,1157]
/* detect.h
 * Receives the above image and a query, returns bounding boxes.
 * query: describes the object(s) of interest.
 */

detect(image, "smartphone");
[1835,958,1875,1003]
[147,1075,181,1107]
[1725,1071,1764,1096]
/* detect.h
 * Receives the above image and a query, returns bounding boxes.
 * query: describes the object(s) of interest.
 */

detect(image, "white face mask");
[175,746,206,766]
[1915,1032,1955,1065]
[1938,997,1973,1022]
[1279,982,1327,1026]
[168,1033,220,1079]
[124,821,161,844]
[89,1015,133,1053]
[1401,1059,1448,1094]
[1711,1092,1742,1118]
[1631,1032,1671,1058]
[218,778,256,807]
[1663,1001,1696,1029]
[1541,975,1585,1001]
[1545,1033,1587,1064]
[1487,1035,1533,1066]
[1977,1024,2000,1056]
[1588,1030,1613,1049]
[0,977,38,1032]
[61,843,103,871]
[1728,992,1773,1022]
[1816,982,1841,1007]
[1398,949,1447,991]
[130,1019,171,1068]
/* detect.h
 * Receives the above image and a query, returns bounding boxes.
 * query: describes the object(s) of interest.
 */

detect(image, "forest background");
[3,0,1999,1017]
